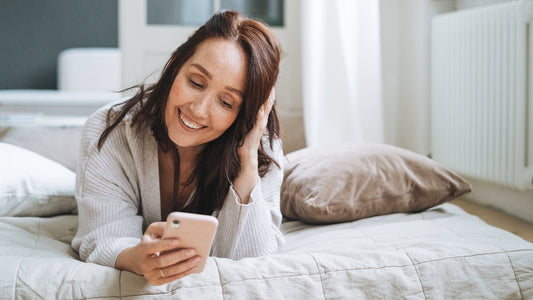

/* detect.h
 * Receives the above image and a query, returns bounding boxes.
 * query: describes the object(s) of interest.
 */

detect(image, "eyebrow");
[191,63,244,97]
[226,86,244,97]
[191,63,212,80]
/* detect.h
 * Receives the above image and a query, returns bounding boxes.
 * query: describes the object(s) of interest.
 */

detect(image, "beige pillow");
[281,143,472,224]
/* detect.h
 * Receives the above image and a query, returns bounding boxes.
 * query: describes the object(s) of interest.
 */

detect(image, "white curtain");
[301,0,384,147]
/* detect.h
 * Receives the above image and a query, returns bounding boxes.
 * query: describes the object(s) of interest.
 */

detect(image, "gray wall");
[0,0,118,89]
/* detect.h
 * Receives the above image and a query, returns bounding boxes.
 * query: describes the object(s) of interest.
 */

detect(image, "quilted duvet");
[1,203,532,299]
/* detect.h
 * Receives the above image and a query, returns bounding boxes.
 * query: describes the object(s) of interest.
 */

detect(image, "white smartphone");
[162,212,219,273]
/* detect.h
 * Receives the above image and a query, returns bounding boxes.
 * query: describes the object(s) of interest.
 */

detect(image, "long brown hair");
[97,10,281,215]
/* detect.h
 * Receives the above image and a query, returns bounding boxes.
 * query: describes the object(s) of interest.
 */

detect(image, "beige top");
[71,101,285,268]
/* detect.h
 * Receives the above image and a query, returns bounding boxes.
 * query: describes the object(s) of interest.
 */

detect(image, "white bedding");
[1,203,532,299]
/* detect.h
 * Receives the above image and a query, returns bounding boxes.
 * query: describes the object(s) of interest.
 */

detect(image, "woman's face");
[165,38,248,152]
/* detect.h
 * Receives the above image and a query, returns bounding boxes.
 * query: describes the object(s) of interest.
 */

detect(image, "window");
[147,0,284,27]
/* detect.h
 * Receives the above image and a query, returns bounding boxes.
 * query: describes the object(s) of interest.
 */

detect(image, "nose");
[190,94,211,119]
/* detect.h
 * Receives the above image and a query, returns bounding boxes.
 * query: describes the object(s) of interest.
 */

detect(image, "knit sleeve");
[71,107,143,268]
[210,137,285,259]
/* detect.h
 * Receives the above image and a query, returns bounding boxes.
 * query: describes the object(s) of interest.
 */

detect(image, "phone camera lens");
[172,219,180,228]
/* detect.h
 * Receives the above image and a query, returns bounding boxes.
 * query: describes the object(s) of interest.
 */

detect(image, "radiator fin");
[431,0,533,190]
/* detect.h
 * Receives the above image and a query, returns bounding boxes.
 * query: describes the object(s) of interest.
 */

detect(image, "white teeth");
[180,112,203,129]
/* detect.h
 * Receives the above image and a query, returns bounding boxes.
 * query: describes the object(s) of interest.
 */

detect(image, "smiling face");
[165,38,248,153]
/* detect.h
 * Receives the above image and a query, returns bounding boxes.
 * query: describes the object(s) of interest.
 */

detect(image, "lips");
[179,110,205,130]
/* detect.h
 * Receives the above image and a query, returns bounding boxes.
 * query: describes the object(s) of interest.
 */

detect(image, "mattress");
[0,203,531,299]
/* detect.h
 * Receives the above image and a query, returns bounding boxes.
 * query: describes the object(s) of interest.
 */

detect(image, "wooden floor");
[451,198,533,243]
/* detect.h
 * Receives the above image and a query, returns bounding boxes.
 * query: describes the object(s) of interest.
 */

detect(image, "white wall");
[380,0,454,154]
[380,0,533,222]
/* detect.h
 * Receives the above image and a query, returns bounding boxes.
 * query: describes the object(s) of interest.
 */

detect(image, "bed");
[1,201,532,299]
[1,102,532,299]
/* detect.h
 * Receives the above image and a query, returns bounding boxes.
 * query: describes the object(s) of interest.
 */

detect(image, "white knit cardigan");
[71,102,285,268]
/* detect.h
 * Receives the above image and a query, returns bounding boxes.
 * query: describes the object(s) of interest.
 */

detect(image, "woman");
[72,10,285,286]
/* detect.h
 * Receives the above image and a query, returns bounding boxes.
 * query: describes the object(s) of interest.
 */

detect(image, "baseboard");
[463,176,533,223]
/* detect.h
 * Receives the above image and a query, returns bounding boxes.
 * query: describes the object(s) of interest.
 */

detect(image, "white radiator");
[431,0,533,190]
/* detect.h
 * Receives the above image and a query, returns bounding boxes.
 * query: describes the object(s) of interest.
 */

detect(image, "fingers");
[256,87,276,131]
[150,248,197,269]
[146,250,201,286]
[266,86,276,112]
[152,260,200,285]
[161,254,201,278]
[237,86,276,161]
[142,238,181,257]
[142,222,165,242]
[262,87,276,119]
[141,222,181,255]
[139,222,202,285]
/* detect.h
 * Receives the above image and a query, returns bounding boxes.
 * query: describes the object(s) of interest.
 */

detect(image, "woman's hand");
[233,88,275,204]
[238,88,275,164]
[115,222,201,286]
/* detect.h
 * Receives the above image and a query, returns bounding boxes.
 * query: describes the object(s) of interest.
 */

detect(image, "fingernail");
[186,249,195,256]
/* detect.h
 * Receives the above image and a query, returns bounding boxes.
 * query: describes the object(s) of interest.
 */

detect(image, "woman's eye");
[189,79,203,89]
[221,99,233,109]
